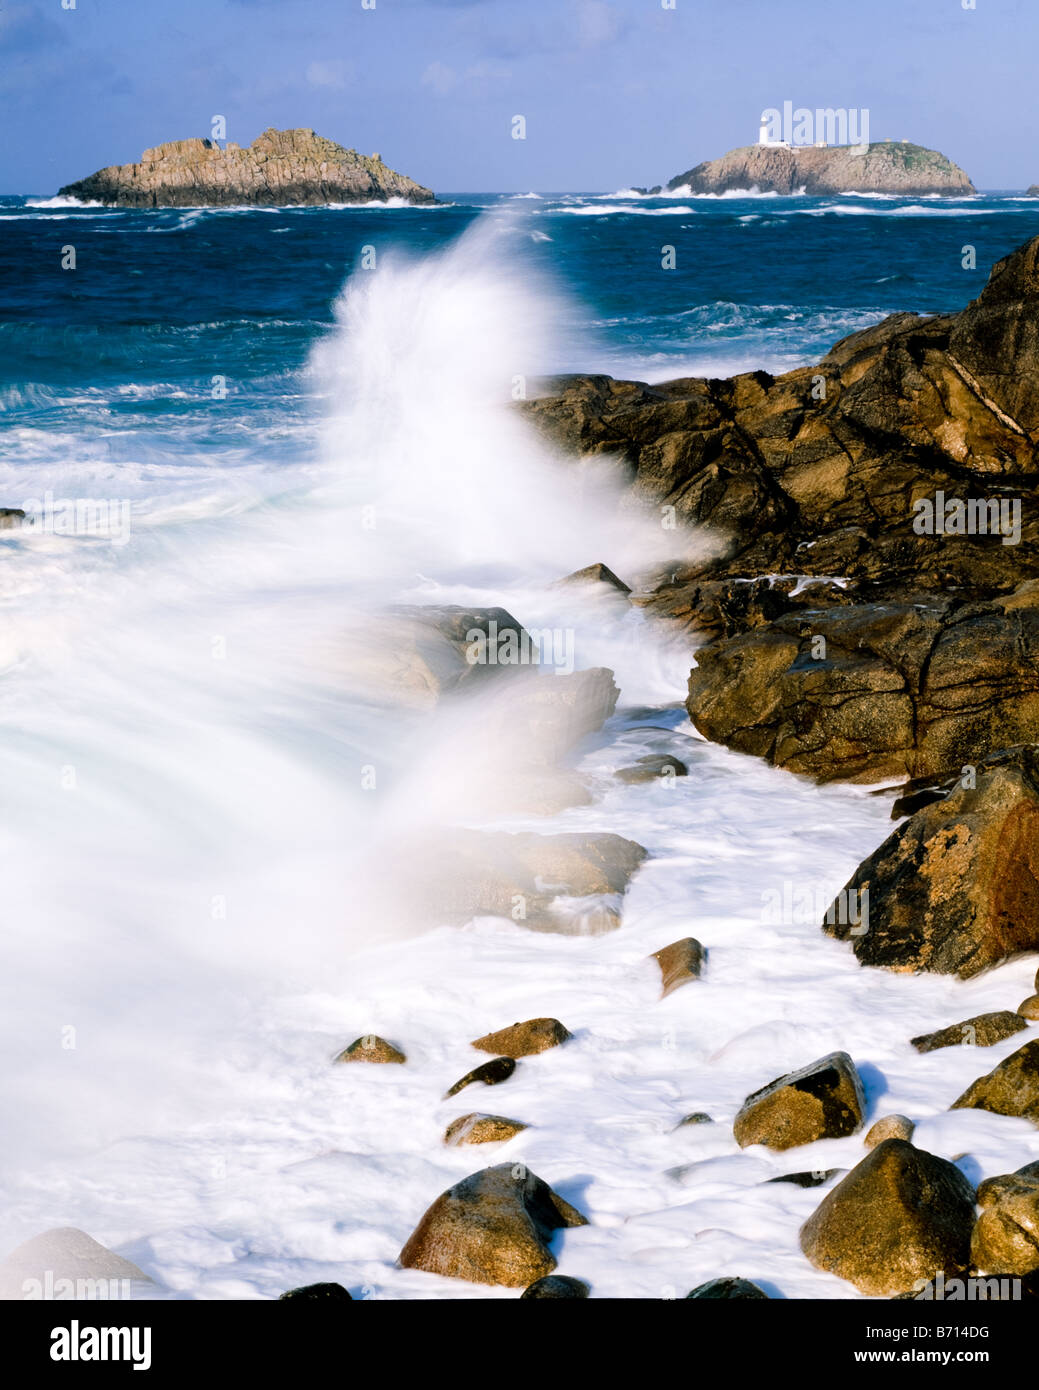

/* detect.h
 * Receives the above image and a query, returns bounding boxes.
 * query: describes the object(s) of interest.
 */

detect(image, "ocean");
[2,189,1039,1299]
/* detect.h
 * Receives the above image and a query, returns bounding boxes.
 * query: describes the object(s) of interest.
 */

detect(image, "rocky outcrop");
[667,142,975,197]
[59,128,434,207]
[951,1039,1039,1121]
[522,234,1039,785]
[616,754,688,784]
[825,747,1039,976]
[471,1018,572,1058]
[799,1140,976,1296]
[971,1162,1039,1276]
[732,1051,865,1150]
[398,1165,588,1288]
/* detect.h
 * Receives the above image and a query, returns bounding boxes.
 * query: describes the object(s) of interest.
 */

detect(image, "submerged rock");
[971,1162,1039,1276]
[471,1018,573,1058]
[686,1276,769,1299]
[799,1140,976,1296]
[279,1282,353,1301]
[398,1164,588,1288]
[616,754,689,784]
[650,937,705,997]
[951,1039,1039,1121]
[443,1057,517,1099]
[911,1011,1027,1053]
[334,1035,406,1064]
[520,1274,590,1298]
[559,563,631,594]
[825,747,1039,976]
[444,1114,528,1146]
[767,1169,841,1188]
[0,1228,153,1300]
[733,1051,865,1151]
[59,128,434,207]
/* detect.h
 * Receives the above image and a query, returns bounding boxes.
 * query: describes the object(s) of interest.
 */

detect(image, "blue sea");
[3,188,1039,1298]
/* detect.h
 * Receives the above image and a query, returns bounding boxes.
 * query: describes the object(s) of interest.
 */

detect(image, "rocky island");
[664,141,975,196]
[58,127,434,207]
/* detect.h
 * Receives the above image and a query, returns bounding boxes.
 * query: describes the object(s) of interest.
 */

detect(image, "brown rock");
[911,1011,1028,1053]
[951,1039,1039,1121]
[334,1035,406,1064]
[444,1114,528,1146]
[650,938,706,997]
[443,1057,517,1099]
[676,1112,714,1128]
[825,747,1039,977]
[733,1051,865,1151]
[972,1162,1039,1276]
[799,1140,976,1296]
[471,1018,572,1058]
[865,1115,916,1148]
[1019,995,1039,1020]
[398,1164,588,1288]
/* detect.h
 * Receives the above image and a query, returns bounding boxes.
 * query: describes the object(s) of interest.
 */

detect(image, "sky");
[1,0,1036,194]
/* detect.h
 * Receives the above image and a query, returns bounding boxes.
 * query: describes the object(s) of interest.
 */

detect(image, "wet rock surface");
[733,1051,865,1151]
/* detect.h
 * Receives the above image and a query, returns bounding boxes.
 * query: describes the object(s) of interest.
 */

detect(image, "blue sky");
[2,0,1035,193]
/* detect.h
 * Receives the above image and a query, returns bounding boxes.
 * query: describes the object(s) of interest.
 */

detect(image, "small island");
[664,140,975,197]
[58,127,434,207]
[1027,185,1039,197]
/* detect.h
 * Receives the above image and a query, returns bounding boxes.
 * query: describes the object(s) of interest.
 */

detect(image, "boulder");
[825,746,1039,976]
[0,1228,152,1300]
[1018,995,1039,1020]
[398,1164,588,1288]
[799,1140,976,1296]
[686,1277,769,1299]
[334,1035,406,1064]
[444,1114,528,1146]
[59,128,435,207]
[520,1274,590,1298]
[911,1011,1027,1053]
[0,508,25,530]
[279,1282,352,1301]
[733,1051,866,1151]
[471,1018,572,1058]
[443,1057,517,1100]
[865,1115,915,1148]
[676,1112,714,1128]
[950,1039,1039,1121]
[650,937,706,997]
[971,1162,1039,1276]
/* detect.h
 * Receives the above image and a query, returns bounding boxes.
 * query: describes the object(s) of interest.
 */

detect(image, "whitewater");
[1,195,1039,1298]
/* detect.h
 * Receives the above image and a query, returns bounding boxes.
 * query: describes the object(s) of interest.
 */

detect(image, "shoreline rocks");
[59,128,434,207]
[733,1051,865,1151]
